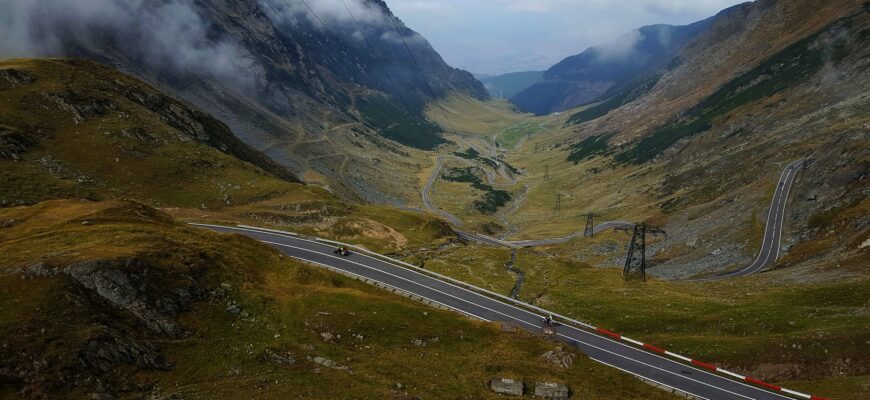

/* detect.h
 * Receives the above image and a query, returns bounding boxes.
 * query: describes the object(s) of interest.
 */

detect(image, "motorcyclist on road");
[543,314,554,326]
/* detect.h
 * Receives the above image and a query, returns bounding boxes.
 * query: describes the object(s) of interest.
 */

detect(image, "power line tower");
[615,223,666,282]
[554,194,562,212]
[582,212,600,237]
[544,165,549,180]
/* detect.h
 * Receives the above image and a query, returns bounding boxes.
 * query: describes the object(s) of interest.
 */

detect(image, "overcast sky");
[388,0,748,76]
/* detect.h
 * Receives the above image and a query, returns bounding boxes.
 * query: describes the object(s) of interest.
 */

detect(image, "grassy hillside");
[0,199,680,399]
[408,242,870,399]
[0,58,299,209]
[0,58,459,254]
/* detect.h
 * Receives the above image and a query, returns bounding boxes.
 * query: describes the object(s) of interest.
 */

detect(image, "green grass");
[0,199,680,399]
[357,94,447,150]
[441,167,512,214]
[566,133,615,164]
[495,121,542,148]
[0,58,301,209]
[417,243,870,398]
[453,147,501,170]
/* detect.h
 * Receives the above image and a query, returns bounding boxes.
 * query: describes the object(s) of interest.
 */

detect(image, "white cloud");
[387,0,748,74]
[261,0,390,27]
[0,0,257,87]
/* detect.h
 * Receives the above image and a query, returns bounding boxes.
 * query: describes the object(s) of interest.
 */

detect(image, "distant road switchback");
[689,159,805,281]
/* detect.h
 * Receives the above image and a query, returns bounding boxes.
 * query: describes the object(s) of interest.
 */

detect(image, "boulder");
[534,382,569,399]
[490,377,523,396]
[540,346,575,369]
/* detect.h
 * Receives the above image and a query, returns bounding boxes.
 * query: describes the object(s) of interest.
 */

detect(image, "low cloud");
[596,29,644,60]
[0,0,257,87]
[260,0,389,28]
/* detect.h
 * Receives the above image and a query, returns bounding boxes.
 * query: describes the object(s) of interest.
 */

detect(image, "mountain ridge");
[0,0,486,203]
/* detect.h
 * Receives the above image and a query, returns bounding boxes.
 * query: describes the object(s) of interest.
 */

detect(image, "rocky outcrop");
[0,68,35,87]
[0,128,36,160]
[540,346,576,369]
[113,78,301,183]
[40,90,117,124]
[62,257,204,337]
[79,329,172,372]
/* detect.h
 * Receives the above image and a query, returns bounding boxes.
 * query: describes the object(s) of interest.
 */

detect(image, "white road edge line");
[195,223,796,400]
[590,357,712,400]
[268,240,756,400]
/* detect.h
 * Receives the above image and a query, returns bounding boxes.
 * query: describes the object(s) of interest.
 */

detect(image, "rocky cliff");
[0,0,487,202]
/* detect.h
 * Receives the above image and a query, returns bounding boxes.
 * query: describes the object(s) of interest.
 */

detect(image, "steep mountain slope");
[511,15,716,115]
[0,58,300,208]
[479,70,544,99]
[0,58,459,252]
[0,0,487,203]
[521,0,868,278]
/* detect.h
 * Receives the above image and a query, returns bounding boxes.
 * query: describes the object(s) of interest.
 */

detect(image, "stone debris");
[533,382,570,399]
[260,349,295,366]
[490,377,523,396]
[308,356,351,372]
[540,346,576,369]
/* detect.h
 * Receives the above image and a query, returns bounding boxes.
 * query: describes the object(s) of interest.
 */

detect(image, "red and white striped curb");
[593,327,830,400]
[228,224,831,400]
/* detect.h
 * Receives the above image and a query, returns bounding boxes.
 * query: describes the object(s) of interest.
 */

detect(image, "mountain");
[479,70,544,99]
[511,16,717,115]
[0,58,302,208]
[0,0,487,203]
[554,0,869,276]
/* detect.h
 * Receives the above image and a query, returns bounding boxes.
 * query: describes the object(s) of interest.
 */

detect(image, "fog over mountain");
[389,0,747,75]
[0,0,487,202]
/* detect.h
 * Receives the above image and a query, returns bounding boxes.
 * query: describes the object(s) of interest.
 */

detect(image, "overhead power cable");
[382,10,459,136]
[261,0,426,138]
[337,0,431,136]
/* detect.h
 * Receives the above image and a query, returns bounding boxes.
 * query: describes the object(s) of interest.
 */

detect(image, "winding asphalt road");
[421,155,464,226]
[193,223,796,400]
[691,159,804,281]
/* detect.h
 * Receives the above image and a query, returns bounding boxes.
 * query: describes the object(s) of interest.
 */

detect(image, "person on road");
[543,314,555,327]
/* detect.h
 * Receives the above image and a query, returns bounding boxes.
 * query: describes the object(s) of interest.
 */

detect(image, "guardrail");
[231,224,827,400]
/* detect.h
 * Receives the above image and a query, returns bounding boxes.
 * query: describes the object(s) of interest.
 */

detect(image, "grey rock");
[490,377,523,396]
[24,262,56,278]
[62,258,198,336]
[260,348,295,366]
[79,330,172,372]
[540,346,575,369]
[0,68,36,87]
[533,382,570,399]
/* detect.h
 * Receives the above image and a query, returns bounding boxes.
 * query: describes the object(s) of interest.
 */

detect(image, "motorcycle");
[541,315,557,328]
[333,246,351,256]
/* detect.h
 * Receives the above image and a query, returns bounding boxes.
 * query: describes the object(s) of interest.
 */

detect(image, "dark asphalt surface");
[195,223,792,400]
[692,159,804,281]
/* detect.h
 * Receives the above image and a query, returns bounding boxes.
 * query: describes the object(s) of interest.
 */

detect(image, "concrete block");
[490,377,523,396]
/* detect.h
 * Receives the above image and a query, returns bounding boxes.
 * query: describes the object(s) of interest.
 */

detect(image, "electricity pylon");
[582,212,600,237]
[615,223,667,282]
